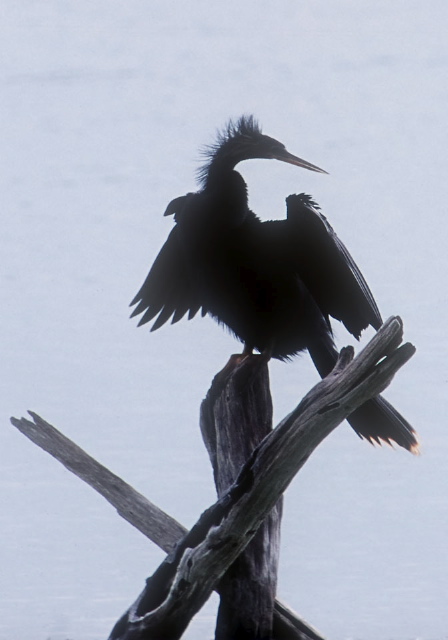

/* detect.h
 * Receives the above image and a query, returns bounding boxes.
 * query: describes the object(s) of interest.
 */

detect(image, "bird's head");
[198,115,327,185]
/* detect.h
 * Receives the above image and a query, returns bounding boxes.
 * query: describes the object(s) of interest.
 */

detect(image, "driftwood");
[105,317,414,639]
[10,410,185,553]
[200,360,283,639]
[10,413,321,640]
[10,317,415,640]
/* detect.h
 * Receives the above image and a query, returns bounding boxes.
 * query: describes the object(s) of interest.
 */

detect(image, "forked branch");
[10,317,415,640]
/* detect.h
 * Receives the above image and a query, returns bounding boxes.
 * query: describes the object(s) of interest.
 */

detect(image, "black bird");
[131,116,417,452]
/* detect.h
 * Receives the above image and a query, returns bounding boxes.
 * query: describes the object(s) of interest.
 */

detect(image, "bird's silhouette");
[131,115,417,452]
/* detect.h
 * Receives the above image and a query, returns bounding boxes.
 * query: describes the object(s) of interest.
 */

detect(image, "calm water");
[2,2,447,638]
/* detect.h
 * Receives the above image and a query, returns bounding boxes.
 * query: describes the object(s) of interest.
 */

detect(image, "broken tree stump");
[9,317,417,639]
[200,359,283,639]
[9,413,321,640]
[104,317,415,640]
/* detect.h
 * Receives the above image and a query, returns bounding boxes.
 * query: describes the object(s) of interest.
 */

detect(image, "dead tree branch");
[10,403,321,638]
[200,359,283,639]
[10,317,415,639]
[10,410,185,553]
[105,316,415,639]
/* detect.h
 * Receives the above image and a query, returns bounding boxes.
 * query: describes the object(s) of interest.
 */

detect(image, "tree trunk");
[10,317,416,640]
[201,358,283,639]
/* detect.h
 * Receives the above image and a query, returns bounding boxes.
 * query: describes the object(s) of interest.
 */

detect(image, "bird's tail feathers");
[348,395,419,453]
[307,332,418,453]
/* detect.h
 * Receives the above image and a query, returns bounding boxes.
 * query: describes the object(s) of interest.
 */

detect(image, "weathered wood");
[10,411,185,553]
[10,411,322,639]
[200,359,282,639]
[106,317,416,639]
[9,317,416,639]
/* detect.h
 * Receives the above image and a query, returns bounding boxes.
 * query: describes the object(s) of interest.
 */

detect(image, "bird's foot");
[259,344,273,365]
[211,348,269,391]
[217,353,251,379]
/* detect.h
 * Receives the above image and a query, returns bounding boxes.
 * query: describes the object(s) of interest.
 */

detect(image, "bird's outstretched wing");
[130,225,203,331]
[285,193,382,339]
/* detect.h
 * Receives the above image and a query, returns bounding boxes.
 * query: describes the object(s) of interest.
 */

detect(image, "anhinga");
[131,116,417,452]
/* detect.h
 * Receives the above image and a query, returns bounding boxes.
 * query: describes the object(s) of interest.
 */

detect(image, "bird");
[130,115,417,453]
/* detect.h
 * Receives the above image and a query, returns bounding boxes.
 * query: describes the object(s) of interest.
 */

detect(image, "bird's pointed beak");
[276,149,328,174]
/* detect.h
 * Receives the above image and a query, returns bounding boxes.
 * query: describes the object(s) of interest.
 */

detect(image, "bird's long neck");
[204,167,250,228]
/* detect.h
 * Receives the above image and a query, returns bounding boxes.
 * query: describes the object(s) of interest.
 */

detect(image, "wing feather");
[130,225,202,331]
[285,193,382,338]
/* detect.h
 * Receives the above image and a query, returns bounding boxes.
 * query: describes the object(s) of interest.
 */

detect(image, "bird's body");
[167,192,335,361]
[131,116,417,452]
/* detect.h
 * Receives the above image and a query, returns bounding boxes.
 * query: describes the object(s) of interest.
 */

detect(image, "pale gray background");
[1,2,447,638]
